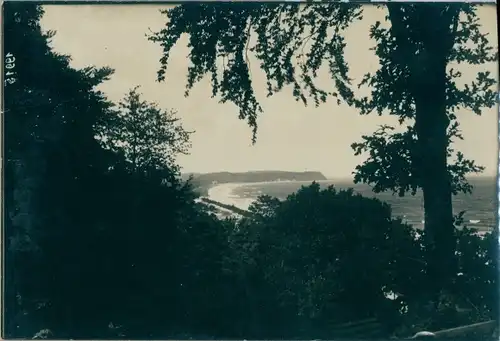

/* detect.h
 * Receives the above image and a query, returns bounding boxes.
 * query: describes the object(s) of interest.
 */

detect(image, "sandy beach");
[207,182,272,210]
[206,180,317,210]
[206,180,332,210]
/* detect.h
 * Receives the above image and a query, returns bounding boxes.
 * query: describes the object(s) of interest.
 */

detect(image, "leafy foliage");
[392,225,498,336]
[149,2,362,142]
[352,4,496,196]
[351,124,485,196]
[226,184,423,337]
[96,86,192,174]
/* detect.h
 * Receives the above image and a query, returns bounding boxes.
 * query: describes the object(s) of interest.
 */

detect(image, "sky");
[40,4,498,178]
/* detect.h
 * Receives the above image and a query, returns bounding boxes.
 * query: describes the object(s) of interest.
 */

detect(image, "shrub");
[232,182,424,337]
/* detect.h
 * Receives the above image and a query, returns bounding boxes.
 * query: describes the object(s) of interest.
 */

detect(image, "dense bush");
[392,225,498,337]
[227,184,426,338]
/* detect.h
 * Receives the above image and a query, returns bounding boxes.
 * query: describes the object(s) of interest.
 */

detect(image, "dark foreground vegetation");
[3,3,497,340]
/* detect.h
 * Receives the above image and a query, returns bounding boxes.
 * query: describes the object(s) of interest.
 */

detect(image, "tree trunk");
[386,3,462,300]
[413,50,457,298]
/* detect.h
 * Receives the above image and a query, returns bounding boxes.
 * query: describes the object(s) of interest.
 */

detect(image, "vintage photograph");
[3,2,498,339]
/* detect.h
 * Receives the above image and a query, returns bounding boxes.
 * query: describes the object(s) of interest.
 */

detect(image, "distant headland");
[183,170,327,183]
[182,170,328,195]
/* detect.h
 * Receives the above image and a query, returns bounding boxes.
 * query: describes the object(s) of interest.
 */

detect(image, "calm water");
[230,177,497,231]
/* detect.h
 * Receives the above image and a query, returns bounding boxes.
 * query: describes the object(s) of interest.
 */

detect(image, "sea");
[208,177,497,232]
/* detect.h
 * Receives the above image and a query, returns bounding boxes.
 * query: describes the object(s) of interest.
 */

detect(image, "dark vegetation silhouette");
[3,3,497,340]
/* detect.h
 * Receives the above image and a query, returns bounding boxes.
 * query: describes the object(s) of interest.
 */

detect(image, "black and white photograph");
[3,2,499,339]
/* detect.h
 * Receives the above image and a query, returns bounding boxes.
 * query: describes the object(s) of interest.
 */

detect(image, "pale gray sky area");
[40,5,498,178]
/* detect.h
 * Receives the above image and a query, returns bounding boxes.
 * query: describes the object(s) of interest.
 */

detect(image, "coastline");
[206,180,331,210]
[205,182,494,236]
[207,182,261,210]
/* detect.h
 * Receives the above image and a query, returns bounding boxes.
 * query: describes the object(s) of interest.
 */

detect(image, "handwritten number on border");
[5,52,16,86]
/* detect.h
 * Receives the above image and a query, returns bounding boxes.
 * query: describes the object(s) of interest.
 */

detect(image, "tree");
[148,2,497,296]
[4,5,239,338]
[229,183,423,338]
[96,86,192,175]
[3,3,121,337]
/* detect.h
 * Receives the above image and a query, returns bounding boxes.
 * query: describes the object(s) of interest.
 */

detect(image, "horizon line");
[181,170,497,179]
